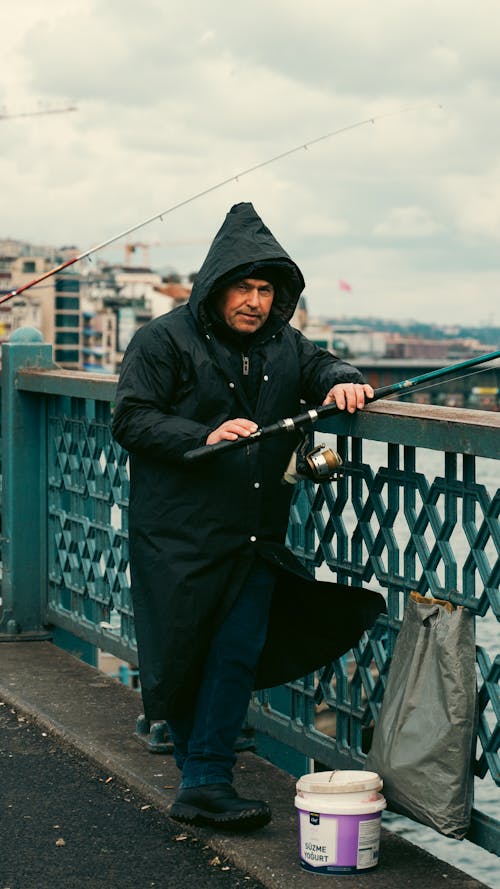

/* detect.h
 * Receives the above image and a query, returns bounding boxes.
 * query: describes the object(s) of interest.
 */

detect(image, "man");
[112,202,384,831]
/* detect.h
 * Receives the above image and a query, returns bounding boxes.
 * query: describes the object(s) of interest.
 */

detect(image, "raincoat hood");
[189,202,305,328]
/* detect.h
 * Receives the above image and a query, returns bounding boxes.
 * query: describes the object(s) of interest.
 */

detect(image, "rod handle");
[184,430,262,462]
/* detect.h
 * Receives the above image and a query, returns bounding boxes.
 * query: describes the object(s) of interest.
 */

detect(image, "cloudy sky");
[2,0,500,326]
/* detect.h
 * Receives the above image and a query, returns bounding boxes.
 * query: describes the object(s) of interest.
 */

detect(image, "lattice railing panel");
[47,396,135,659]
[284,435,500,800]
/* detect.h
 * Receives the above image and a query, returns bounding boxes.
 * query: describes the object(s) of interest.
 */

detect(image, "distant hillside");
[326,317,500,344]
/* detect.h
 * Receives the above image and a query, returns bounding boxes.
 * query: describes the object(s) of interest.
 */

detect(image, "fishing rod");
[183,348,500,466]
[0,103,429,307]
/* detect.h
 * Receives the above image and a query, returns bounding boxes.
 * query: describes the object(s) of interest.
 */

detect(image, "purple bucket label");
[297,808,381,874]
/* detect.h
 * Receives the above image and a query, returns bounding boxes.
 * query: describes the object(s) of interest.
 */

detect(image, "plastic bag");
[366,592,477,839]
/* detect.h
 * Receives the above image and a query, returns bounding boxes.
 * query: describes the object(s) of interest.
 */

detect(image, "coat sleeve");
[112,323,209,464]
[293,329,366,403]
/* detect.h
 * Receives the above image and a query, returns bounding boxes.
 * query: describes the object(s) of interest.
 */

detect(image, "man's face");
[216,278,274,334]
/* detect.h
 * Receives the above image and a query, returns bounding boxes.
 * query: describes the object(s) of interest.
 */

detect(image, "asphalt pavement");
[0,705,265,889]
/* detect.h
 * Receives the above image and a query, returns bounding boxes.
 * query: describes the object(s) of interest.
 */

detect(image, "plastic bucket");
[295,770,386,874]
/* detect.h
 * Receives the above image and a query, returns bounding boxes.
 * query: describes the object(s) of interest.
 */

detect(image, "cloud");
[373,206,444,239]
[1,0,500,325]
[439,166,500,243]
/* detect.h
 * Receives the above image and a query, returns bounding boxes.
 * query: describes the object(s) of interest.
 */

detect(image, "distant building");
[53,270,81,369]
[0,252,52,343]
[0,239,194,372]
[79,266,194,370]
[384,334,496,361]
[385,335,449,360]
[304,322,387,359]
[0,247,83,369]
[152,281,191,314]
[0,296,42,342]
[81,307,117,373]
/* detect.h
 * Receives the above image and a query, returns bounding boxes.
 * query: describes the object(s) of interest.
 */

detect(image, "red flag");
[339,279,352,292]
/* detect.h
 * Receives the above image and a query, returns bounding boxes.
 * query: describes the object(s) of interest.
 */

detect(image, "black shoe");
[170,783,271,830]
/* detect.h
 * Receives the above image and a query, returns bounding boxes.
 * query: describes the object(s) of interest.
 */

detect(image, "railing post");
[0,327,55,639]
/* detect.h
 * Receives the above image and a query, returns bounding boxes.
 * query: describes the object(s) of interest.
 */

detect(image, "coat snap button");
[229,382,235,389]
[254,482,260,489]
[263,375,269,381]
[250,535,257,542]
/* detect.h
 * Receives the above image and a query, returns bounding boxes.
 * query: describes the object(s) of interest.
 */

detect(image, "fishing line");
[0,103,431,305]
[382,362,499,401]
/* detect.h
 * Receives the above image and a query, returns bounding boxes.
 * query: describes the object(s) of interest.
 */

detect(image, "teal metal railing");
[0,332,498,856]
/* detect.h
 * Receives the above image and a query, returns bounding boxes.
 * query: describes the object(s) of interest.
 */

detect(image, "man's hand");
[206,418,258,445]
[322,383,374,413]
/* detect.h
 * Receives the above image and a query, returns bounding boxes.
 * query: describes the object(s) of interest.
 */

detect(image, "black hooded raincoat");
[112,203,385,721]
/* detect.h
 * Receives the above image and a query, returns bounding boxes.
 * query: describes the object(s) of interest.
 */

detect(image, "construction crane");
[124,240,209,266]
[124,242,154,266]
[0,105,77,121]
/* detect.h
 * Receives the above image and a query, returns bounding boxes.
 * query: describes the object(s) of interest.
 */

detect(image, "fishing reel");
[282,432,343,485]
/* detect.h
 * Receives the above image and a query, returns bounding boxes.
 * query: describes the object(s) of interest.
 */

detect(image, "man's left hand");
[322,383,374,412]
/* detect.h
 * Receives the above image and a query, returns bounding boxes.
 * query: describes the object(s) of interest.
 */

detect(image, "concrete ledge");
[0,641,489,889]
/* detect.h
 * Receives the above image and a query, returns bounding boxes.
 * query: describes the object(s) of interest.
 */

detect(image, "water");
[316,438,499,887]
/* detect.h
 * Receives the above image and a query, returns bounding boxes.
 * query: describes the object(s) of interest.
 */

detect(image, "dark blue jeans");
[168,558,275,788]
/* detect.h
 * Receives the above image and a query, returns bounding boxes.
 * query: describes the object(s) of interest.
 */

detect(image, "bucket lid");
[296,770,383,794]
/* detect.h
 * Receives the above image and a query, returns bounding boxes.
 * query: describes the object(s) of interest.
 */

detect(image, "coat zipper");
[241,353,249,376]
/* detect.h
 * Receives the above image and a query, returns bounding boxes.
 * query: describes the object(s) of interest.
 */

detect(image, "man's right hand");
[206,418,258,445]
